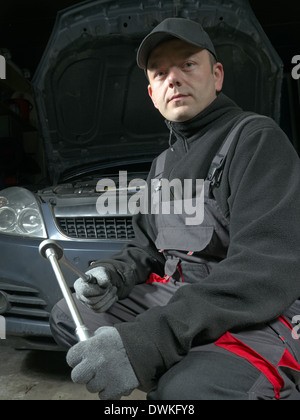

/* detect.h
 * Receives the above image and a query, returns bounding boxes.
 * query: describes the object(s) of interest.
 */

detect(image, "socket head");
[39,239,64,261]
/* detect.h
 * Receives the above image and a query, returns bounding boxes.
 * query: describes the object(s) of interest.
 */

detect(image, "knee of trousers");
[147,351,260,400]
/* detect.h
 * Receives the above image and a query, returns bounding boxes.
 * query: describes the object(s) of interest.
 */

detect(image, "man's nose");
[167,67,182,88]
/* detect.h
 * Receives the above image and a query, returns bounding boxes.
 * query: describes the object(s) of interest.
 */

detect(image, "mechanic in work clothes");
[50,18,300,400]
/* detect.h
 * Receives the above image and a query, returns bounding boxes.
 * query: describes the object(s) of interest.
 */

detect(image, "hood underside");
[32,0,283,184]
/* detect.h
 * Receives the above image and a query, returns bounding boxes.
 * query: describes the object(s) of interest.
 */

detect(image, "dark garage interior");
[0,0,299,191]
[0,0,300,187]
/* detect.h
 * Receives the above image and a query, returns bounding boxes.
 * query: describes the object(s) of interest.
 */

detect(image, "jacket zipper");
[167,121,189,153]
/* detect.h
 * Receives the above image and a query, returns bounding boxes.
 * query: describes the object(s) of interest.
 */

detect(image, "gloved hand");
[66,326,139,400]
[74,267,118,313]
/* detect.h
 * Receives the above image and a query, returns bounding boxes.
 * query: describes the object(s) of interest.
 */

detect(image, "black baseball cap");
[137,18,217,70]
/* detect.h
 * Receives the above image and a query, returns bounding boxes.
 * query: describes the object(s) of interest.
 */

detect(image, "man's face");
[147,39,224,122]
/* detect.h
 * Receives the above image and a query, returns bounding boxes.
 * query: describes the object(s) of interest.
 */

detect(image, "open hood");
[32,0,283,184]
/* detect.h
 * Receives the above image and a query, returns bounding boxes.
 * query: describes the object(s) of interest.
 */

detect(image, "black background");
[0,0,299,78]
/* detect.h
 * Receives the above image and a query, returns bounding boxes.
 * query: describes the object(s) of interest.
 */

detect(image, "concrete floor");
[0,340,146,400]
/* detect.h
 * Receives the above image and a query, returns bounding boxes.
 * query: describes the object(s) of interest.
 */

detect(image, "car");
[0,0,298,350]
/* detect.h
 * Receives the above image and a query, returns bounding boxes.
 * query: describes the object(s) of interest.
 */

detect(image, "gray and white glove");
[74,267,118,313]
[66,326,139,400]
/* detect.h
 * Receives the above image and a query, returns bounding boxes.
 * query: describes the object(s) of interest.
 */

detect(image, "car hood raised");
[32,0,283,184]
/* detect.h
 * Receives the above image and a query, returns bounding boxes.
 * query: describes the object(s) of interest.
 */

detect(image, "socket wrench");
[39,239,94,342]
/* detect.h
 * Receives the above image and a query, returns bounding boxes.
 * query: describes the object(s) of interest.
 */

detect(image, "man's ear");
[214,62,224,93]
[148,84,158,109]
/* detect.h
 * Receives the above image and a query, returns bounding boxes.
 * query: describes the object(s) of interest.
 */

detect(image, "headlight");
[0,187,47,238]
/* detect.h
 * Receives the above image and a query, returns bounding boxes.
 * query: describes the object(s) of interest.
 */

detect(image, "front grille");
[0,282,49,320]
[56,217,135,240]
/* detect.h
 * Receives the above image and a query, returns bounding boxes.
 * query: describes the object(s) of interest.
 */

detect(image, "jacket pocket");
[155,226,214,252]
[180,261,210,283]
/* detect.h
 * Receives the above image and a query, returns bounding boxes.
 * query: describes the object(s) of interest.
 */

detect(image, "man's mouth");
[168,94,190,103]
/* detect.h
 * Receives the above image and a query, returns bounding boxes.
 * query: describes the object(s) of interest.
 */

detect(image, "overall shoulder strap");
[207,114,265,188]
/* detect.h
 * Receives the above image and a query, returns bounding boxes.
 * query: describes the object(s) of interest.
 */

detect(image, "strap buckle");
[207,159,225,188]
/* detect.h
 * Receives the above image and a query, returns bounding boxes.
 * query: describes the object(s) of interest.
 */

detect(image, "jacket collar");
[165,93,242,144]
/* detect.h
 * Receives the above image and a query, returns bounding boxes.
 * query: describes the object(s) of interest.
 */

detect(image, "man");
[50,18,300,400]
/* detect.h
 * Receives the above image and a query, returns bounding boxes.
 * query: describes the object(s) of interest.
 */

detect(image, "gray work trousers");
[50,281,300,400]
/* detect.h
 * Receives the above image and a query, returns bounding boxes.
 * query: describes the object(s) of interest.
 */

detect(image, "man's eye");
[184,62,194,68]
[155,71,165,79]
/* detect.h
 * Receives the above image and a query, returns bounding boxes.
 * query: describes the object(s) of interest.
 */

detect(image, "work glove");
[66,326,139,400]
[74,267,118,313]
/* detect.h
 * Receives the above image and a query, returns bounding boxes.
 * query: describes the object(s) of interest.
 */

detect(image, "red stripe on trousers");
[215,331,284,400]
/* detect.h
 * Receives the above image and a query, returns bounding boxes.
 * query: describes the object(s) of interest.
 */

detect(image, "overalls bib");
[147,115,255,285]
